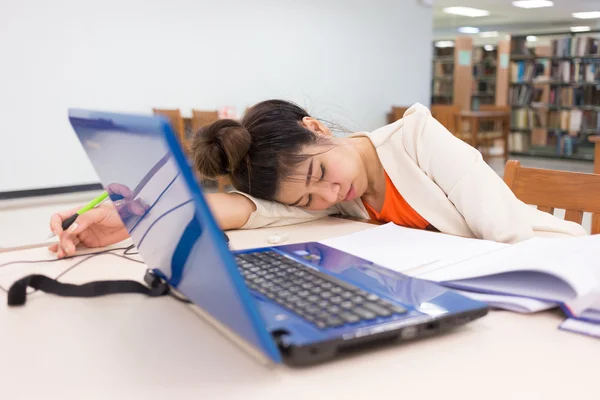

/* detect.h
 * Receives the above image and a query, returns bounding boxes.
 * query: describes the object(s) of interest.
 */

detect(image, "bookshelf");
[431,45,455,105]
[471,46,497,110]
[509,31,600,161]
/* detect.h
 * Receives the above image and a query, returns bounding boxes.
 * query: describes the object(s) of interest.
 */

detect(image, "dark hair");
[191,99,329,200]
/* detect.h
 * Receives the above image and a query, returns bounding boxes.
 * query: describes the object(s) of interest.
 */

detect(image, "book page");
[417,235,600,302]
[319,223,508,274]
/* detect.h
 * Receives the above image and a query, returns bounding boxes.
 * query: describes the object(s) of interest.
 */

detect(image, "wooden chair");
[430,104,461,136]
[191,110,219,133]
[191,109,228,193]
[152,108,186,151]
[503,160,600,234]
[387,106,409,124]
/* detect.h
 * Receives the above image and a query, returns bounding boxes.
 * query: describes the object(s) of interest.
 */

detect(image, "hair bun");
[192,119,251,178]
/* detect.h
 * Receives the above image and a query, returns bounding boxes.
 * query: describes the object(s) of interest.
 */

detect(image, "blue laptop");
[68,109,488,366]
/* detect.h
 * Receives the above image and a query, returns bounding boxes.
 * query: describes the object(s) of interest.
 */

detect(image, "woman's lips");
[344,184,356,201]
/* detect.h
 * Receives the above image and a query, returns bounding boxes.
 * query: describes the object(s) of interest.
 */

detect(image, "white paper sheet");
[319,223,507,275]
[452,290,557,313]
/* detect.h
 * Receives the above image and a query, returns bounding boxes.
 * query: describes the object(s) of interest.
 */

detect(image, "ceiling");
[433,0,600,44]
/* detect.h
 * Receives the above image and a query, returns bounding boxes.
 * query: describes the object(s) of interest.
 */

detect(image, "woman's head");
[191,99,368,210]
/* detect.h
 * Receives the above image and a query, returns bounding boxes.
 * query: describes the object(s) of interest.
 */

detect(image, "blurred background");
[1,0,599,198]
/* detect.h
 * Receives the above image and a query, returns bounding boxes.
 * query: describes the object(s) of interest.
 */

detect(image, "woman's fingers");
[107,183,135,199]
[59,208,105,256]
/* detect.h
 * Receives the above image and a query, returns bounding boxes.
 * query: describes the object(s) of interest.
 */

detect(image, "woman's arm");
[50,191,329,257]
[205,192,257,230]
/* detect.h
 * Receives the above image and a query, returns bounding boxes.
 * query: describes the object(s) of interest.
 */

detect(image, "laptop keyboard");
[235,251,407,330]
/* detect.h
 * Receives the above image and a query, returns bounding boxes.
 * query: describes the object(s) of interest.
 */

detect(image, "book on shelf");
[432,80,453,96]
[551,36,600,57]
[510,37,533,56]
[584,63,599,82]
[433,61,454,77]
[509,132,529,152]
[509,85,543,106]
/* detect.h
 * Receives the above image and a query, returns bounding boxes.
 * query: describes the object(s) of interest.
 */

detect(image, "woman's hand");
[48,202,132,258]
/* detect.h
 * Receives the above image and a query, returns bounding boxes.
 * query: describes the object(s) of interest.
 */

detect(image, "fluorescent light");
[512,1,554,9]
[484,45,495,51]
[443,7,490,17]
[526,35,537,42]
[458,26,480,34]
[435,41,455,48]
[572,11,600,19]
[480,31,499,38]
[570,26,591,32]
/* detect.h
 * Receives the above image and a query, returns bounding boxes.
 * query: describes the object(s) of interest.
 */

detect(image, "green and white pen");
[47,191,109,238]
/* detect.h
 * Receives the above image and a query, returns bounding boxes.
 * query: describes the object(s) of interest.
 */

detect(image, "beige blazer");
[234,103,586,243]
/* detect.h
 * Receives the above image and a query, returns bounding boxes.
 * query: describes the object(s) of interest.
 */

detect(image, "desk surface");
[1,217,597,400]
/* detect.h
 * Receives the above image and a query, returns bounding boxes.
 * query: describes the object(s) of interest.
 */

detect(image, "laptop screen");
[69,110,281,363]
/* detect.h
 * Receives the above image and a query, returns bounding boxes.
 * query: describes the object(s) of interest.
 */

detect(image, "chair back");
[503,160,600,234]
[152,108,185,143]
[387,106,409,124]
[430,104,460,134]
[191,110,219,133]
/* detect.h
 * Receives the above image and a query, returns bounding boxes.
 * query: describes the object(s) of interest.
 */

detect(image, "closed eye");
[304,194,313,208]
[302,164,324,208]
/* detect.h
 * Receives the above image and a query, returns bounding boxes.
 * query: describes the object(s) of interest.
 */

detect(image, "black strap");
[7,274,169,306]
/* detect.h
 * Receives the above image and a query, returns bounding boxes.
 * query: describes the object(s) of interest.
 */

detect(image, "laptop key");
[315,311,331,320]
[317,300,330,308]
[325,317,345,328]
[307,295,320,303]
[295,300,310,309]
[327,305,341,314]
[287,295,300,303]
[331,287,343,294]
[340,312,361,324]
[305,305,321,315]
[353,307,377,320]
[362,302,392,317]
[340,301,354,309]
[387,304,408,314]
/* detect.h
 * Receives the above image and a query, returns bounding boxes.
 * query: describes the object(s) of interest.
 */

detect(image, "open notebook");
[320,223,600,323]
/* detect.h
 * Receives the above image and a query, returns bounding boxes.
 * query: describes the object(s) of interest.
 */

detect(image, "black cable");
[123,245,139,256]
[0,245,191,305]
[0,246,143,294]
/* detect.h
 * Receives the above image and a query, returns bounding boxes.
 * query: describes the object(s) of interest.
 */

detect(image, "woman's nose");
[319,182,340,204]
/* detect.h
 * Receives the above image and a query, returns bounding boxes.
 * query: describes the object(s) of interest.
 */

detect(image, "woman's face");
[274,137,369,211]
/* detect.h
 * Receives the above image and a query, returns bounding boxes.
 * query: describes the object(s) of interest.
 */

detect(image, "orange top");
[362,172,432,230]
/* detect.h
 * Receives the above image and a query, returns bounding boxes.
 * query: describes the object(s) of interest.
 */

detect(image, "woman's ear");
[302,117,332,137]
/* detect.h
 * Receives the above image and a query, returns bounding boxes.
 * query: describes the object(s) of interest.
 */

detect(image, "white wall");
[0,0,432,192]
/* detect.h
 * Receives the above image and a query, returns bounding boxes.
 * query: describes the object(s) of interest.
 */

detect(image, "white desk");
[0,217,597,400]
